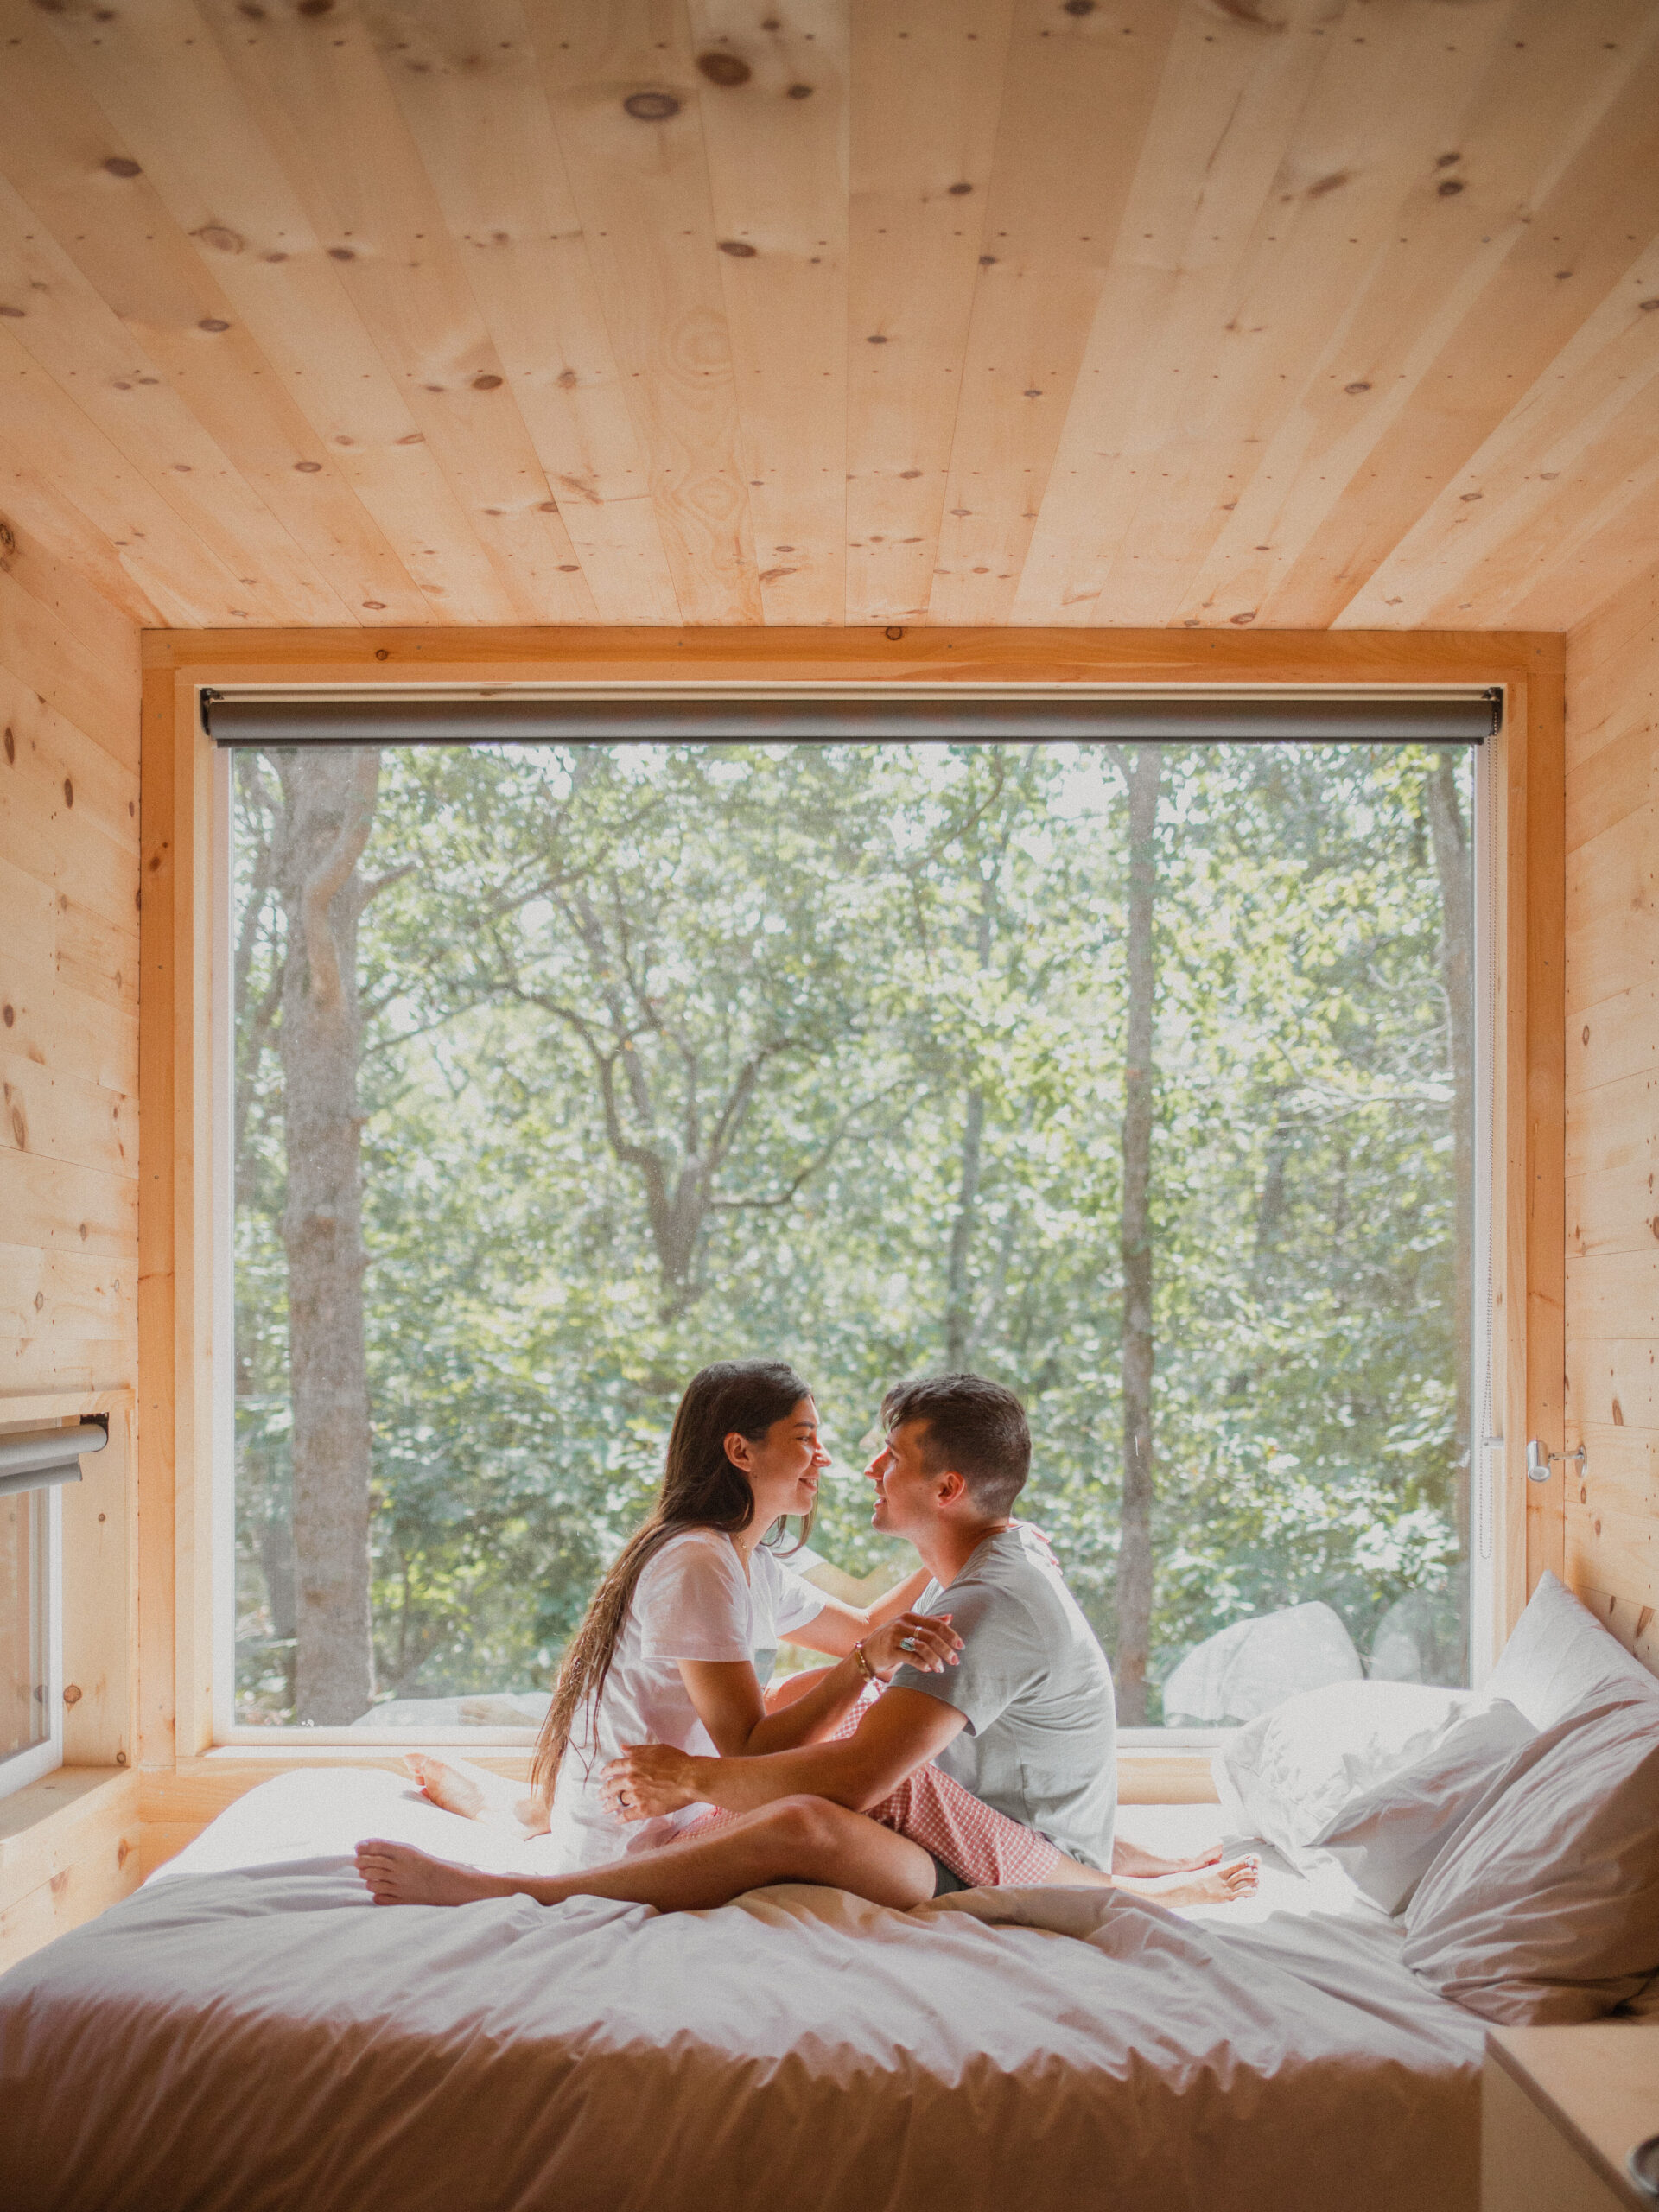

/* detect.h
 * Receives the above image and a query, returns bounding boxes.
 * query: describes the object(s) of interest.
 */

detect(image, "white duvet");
[0,1770,1485,2212]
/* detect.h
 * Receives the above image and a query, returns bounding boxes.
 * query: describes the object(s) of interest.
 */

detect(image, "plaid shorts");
[684,1685,1063,1890]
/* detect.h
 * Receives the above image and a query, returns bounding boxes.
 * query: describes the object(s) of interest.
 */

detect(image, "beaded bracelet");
[852,1639,876,1683]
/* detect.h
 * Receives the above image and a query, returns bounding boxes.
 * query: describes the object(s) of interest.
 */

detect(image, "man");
[357,1375,1256,1914]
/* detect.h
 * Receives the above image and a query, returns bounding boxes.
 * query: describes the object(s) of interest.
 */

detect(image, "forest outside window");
[220,735,1479,1738]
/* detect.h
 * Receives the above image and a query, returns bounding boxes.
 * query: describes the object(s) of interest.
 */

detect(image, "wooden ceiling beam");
[141,620,1562,684]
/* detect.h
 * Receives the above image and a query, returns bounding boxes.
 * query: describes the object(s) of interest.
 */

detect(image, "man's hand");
[601,1743,703,1822]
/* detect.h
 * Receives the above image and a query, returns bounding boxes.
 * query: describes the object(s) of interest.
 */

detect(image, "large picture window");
[225,736,1477,1734]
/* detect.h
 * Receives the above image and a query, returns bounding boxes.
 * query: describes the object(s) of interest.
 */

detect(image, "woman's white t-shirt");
[549,1529,827,1870]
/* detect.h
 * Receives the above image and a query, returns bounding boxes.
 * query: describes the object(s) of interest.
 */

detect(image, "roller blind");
[0,1417,106,1501]
[203,690,1500,747]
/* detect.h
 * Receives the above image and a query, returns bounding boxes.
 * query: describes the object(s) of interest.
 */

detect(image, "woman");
[407,1358,963,1869]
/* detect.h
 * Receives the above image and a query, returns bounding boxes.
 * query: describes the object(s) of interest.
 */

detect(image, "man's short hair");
[880,1372,1031,1518]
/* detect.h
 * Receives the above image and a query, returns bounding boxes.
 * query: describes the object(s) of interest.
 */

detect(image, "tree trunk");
[1426,754,1475,1555]
[945,884,996,1367]
[274,749,379,1725]
[945,1087,986,1367]
[1114,745,1162,1725]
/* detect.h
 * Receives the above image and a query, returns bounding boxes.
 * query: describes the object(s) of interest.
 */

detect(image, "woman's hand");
[855,1611,961,1683]
[601,1743,702,1822]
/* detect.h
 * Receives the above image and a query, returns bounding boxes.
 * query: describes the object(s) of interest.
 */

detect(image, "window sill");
[215,1726,537,1749]
[170,1740,1221,1812]
[1118,1746,1219,1804]
[192,1738,1224,1803]
[0,1766,135,1862]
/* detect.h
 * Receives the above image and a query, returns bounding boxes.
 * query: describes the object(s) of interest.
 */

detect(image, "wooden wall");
[1565,567,1659,1673]
[0,541,140,1393]
[0,532,143,1968]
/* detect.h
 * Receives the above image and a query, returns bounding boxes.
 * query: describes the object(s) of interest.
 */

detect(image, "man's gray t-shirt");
[891,1525,1117,1870]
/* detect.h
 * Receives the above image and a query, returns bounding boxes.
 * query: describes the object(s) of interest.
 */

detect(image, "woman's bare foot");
[1116,1854,1260,1907]
[404,1753,486,1820]
[404,1755,550,1835]
[1112,1835,1224,1878]
[355,1838,503,1907]
[1147,1854,1260,1907]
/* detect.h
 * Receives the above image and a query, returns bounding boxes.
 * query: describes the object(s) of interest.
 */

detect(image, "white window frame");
[210,722,1502,1748]
[0,1482,65,1802]
[1468,732,1501,1692]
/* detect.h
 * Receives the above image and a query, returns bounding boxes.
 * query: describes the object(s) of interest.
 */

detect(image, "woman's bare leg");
[1112,1834,1224,1878]
[1116,1857,1260,1905]
[404,1754,547,1836]
[1015,1847,1257,1904]
[356,1794,937,1916]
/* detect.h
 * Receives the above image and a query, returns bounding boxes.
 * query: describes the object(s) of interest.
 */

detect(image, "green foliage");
[232,741,1471,1723]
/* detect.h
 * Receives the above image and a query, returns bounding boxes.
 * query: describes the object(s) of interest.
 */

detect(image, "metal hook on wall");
[1525,1440,1586,1485]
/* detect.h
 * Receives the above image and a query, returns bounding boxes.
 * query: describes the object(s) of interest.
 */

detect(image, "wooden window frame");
[137,626,1565,1825]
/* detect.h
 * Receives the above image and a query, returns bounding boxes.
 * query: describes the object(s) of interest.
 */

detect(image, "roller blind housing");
[203,691,1500,748]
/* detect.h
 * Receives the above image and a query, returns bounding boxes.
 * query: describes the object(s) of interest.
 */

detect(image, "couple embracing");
[356,1363,1258,1915]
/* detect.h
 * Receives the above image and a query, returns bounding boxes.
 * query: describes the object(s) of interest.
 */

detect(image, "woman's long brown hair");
[531,1359,814,1803]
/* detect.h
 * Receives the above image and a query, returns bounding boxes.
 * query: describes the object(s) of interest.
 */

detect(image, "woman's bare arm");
[780,1567,933,1658]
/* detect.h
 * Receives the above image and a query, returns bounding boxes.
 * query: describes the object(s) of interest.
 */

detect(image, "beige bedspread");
[0,1770,1484,2212]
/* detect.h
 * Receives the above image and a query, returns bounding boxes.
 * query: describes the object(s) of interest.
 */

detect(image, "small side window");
[0,1483,61,1802]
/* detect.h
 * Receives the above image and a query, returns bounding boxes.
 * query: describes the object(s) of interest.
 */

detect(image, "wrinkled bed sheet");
[0,1770,1486,2212]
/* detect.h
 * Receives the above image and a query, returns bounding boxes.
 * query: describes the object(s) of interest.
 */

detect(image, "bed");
[0,1770,1484,2212]
[8,1571,1654,2212]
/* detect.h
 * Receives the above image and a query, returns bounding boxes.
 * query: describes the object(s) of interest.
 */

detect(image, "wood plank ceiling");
[0,0,1656,636]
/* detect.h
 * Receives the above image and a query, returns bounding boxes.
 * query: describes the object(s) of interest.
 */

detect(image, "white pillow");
[1486,1572,1659,1728]
[1161,1601,1361,1726]
[1312,1698,1535,1913]
[1211,1679,1478,1859]
[1404,1698,1659,2023]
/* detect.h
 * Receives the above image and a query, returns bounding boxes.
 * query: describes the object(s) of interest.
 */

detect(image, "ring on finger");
[899,1635,921,1654]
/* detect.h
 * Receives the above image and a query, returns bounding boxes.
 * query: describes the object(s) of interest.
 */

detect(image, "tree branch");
[708,1074,908,1211]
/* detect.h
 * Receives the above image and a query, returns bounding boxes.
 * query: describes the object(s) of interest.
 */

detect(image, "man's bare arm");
[605,1688,968,1819]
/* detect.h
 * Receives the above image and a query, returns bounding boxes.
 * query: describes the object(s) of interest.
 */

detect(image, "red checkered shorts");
[683,1686,1063,1889]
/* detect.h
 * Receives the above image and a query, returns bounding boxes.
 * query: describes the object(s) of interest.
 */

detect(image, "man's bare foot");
[1146,1854,1261,1908]
[355,1838,502,1907]
[1112,1835,1224,1878]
